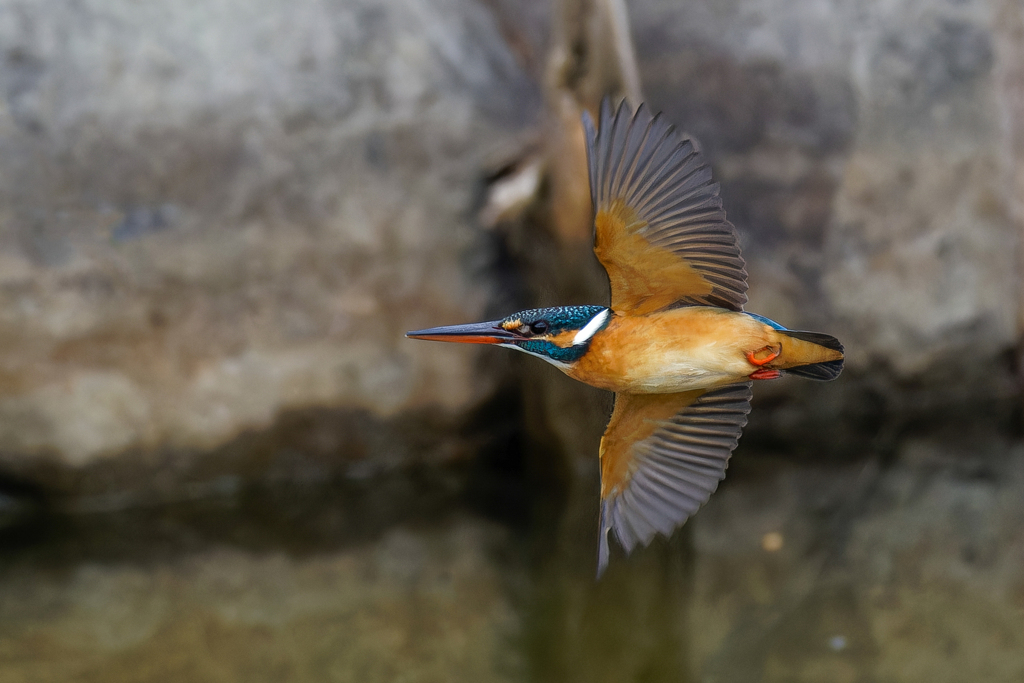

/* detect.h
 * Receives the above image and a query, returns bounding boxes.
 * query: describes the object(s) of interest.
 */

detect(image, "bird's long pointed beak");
[406,320,515,344]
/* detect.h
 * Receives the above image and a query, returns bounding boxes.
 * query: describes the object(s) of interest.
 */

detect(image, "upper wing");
[597,382,752,576]
[582,99,747,316]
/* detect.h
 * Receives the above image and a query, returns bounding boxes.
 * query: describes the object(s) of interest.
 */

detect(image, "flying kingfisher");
[407,100,844,576]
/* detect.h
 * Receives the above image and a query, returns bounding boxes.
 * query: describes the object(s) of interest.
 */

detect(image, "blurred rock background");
[0,0,1017,483]
[0,0,544,495]
[0,0,1021,681]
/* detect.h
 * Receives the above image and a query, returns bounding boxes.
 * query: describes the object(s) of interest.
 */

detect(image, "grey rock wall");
[0,0,537,469]
[636,0,1021,385]
[0,0,1019,478]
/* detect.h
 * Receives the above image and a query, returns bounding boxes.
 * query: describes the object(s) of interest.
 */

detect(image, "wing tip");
[595,384,752,576]
[597,500,611,579]
[581,108,597,145]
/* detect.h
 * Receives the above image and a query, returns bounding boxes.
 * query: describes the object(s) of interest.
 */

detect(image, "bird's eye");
[529,320,549,335]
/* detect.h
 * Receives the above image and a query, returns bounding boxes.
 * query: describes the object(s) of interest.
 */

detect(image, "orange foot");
[750,368,782,380]
[746,344,781,366]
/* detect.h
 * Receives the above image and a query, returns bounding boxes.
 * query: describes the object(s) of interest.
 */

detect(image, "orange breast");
[567,307,773,393]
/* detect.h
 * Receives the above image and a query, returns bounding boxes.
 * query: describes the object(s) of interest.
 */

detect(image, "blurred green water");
[0,433,1022,683]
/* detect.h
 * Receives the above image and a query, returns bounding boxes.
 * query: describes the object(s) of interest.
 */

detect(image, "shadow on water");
[1,469,470,566]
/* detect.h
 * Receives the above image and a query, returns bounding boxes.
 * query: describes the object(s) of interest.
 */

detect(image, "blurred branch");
[481,0,642,246]
[992,0,1024,411]
[545,0,642,109]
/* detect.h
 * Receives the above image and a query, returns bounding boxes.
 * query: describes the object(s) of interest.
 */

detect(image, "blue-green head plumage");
[498,305,610,365]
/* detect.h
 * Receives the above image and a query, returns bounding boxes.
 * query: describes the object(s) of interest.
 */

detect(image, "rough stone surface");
[633,0,1021,395]
[0,0,538,467]
[0,0,1019,546]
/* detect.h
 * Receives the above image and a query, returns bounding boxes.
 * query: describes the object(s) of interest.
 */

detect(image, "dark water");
[1,432,1022,683]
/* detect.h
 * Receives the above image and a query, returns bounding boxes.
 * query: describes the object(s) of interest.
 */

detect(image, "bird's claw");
[747,344,781,367]
[749,368,782,380]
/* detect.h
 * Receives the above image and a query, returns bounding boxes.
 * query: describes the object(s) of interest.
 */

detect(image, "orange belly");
[566,307,774,393]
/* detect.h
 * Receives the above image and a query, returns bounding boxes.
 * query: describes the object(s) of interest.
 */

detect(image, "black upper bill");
[405,320,516,344]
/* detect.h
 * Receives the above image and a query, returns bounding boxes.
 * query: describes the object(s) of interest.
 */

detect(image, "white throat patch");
[572,308,610,346]
[502,342,570,369]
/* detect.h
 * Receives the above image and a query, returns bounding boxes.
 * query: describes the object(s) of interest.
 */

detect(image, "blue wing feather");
[745,312,787,330]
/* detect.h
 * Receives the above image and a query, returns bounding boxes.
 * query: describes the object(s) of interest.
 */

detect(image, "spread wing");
[597,383,752,576]
[582,99,747,316]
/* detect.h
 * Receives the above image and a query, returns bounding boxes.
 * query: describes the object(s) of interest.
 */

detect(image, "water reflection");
[0,433,1022,682]
[0,474,524,683]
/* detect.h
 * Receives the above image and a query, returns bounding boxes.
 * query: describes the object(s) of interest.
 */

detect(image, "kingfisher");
[407,100,844,576]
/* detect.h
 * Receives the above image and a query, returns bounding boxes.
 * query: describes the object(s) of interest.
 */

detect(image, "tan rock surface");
[634,0,1021,391]
[0,0,1020,483]
[0,0,538,467]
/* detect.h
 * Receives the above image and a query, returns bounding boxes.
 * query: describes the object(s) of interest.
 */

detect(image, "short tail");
[777,330,844,381]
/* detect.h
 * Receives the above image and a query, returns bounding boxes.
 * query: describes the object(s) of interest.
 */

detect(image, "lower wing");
[597,382,752,576]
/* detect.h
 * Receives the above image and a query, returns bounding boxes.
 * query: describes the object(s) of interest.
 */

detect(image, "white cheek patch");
[572,308,610,346]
